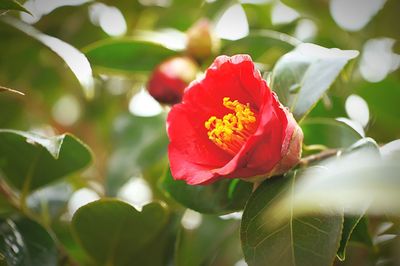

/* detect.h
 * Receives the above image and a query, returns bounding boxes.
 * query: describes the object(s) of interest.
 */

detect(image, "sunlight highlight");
[129,89,163,117]
[216,4,249,40]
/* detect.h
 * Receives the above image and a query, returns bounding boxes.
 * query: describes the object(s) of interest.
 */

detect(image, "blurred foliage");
[0,0,399,265]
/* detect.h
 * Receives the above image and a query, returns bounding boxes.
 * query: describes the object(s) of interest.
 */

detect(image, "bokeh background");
[0,0,399,265]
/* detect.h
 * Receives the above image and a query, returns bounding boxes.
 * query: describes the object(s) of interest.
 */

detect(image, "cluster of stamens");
[204,97,257,155]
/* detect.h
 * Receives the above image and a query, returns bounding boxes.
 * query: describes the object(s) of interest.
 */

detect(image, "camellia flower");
[147,56,198,105]
[167,55,303,185]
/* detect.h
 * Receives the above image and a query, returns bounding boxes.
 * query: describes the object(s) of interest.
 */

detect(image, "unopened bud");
[147,56,198,105]
[186,19,220,60]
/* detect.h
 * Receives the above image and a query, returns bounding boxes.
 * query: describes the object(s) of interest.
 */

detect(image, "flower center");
[204,97,257,155]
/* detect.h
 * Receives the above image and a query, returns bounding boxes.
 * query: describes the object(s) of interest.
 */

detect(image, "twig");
[298,149,339,167]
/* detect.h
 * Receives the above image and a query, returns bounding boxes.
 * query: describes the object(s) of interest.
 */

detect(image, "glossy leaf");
[241,173,343,266]
[0,217,57,266]
[0,130,92,192]
[1,16,95,98]
[271,43,359,121]
[0,0,31,14]
[71,199,169,266]
[84,39,177,74]
[161,168,252,214]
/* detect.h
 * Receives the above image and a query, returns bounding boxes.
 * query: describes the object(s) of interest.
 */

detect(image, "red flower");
[147,56,198,105]
[167,55,303,185]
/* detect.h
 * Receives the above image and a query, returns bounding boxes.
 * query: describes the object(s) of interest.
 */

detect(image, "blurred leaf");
[0,0,31,14]
[84,39,177,74]
[268,144,400,223]
[53,221,89,265]
[380,139,400,161]
[0,85,24,95]
[161,168,252,214]
[0,130,92,193]
[133,213,180,266]
[176,215,242,266]
[1,16,95,98]
[271,43,359,121]
[222,30,300,66]
[0,217,57,266]
[107,114,168,196]
[27,181,73,222]
[301,118,362,151]
[71,199,169,266]
[241,173,343,266]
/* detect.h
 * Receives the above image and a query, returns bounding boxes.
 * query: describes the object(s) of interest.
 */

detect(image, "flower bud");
[147,56,198,105]
[186,19,220,61]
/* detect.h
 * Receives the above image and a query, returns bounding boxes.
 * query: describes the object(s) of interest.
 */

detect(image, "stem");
[0,178,20,210]
[252,181,262,192]
[298,149,339,167]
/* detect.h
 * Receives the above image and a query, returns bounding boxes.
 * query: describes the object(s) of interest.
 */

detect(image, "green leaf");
[1,16,95,98]
[348,217,373,247]
[71,199,169,266]
[0,217,58,266]
[0,130,92,193]
[0,0,31,14]
[84,38,177,74]
[241,173,343,266]
[161,168,252,214]
[107,114,168,196]
[301,118,362,151]
[271,43,359,121]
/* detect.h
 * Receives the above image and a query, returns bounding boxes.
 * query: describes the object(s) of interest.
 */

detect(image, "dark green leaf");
[337,216,365,260]
[84,39,177,74]
[161,168,252,214]
[0,0,31,14]
[0,130,92,193]
[71,199,169,266]
[241,173,343,266]
[1,16,94,98]
[348,218,373,248]
[0,217,57,266]
[271,43,359,121]
[301,118,362,151]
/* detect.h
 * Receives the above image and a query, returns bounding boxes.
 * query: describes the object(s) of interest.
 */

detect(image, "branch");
[298,149,339,167]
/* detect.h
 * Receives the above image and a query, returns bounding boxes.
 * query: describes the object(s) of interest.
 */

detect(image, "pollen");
[204,97,257,155]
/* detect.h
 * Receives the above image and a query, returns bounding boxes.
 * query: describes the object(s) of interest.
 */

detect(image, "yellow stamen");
[204,97,257,155]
